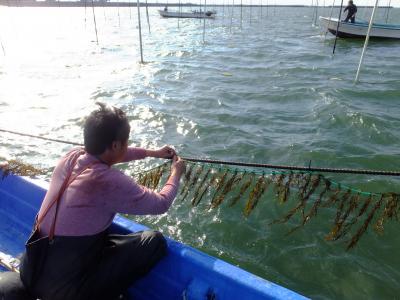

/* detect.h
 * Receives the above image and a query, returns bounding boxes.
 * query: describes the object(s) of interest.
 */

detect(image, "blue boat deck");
[0,173,308,300]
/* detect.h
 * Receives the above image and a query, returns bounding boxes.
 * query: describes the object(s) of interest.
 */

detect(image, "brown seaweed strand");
[247,176,269,216]
[153,164,167,190]
[150,169,158,188]
[302,178,331,226]
[209,170,230,206]
[269,174,315,225]
[180,166,204,202]
[329,193,361,241]
[178,164,195,199]
[324,189,352,240]
[228,173,255,207]
[338,194,373,240]
[341,195,372,240]
[275,173,286,202]
[1,159,45,178]
[323,184,342,207]
[191,169,211,206]
[142,172,150,187]
[280,172,295,203]
[244,175,268,217]
[374,193,399,234]
[211,171,240,208]
[179,164,194,196]
[192,172,219,207]
[137,173,144,185]
[347,194,384,250]
[300,175,321,217]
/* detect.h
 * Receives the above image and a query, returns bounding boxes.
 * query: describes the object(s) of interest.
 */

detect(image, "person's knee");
[142,231,167,255]
[0,272,33,300]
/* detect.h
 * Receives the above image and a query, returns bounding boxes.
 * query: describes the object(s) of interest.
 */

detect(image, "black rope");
[181,157,400,176]
[0,129,83,146]
[2,128,400,176]
[332,0,345,55]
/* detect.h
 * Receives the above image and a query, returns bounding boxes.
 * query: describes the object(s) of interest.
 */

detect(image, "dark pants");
[344,15,355,23]
[12,230,167,300]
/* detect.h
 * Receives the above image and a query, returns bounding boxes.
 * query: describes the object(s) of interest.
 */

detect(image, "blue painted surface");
[0,173,308,300]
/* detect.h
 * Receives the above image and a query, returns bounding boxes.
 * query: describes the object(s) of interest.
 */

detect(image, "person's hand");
[153,145,176,159]
[171,155,185,177]
[0,161,8,169]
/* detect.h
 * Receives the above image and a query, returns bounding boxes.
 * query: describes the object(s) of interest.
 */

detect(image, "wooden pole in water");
[203,0,207,43]
[355,0,379,83]
[0,38,5,56]
[314,0,319,25]
[230,0,234,32]
[91,0,99,45]
[332,0,344,55]
[118,6,121,27]
[250,0,253,25]
[136,0,144,63]
[324,0,336,40]
[240,0,243,28]
[84,0,87,28]
[385,0,391,23]
[145,0,151,33]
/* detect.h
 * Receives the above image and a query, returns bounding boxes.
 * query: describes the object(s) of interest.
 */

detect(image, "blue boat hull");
[0,173,307,300]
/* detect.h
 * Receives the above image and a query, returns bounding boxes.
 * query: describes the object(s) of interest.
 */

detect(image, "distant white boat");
[158,9,216,19]
[320,17,400,39]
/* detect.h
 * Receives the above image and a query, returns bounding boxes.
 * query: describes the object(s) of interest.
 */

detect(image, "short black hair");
[84,103,130,155]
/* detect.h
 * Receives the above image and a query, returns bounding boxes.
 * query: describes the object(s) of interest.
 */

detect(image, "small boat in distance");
[320,17,400,39]
[159,8,216,19]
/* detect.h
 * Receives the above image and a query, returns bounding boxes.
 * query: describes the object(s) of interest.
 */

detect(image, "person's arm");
[121,145,176,162]
[104,156,185,215]
[344,6,348,12]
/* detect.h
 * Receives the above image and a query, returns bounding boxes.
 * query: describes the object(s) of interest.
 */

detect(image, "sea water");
[0,6,400,299]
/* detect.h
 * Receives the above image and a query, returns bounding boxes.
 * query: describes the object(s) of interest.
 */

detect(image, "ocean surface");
[1,5,400,299]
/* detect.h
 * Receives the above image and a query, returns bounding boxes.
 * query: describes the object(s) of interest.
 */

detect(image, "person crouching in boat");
[18,103,185,300]
[344,0,357,23]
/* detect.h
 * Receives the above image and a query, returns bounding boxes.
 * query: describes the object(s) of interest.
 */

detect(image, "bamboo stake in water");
[230,0,235,32]
[355,0,379,83]
[84,0,87,28]
[178,0,181,28]
[145,0,151,33]
[332,0,344,55]
[0,38,5,56]
[385,0,391,23]
[136,0,144,63]
[203,0,207,43]
[324,0,336,40]
[250,0,253,25]
[240,0,243,28]
[91,0,99,45]
[118,6,121,27]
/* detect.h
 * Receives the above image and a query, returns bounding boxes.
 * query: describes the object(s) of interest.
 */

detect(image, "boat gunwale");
[319,16,400,31]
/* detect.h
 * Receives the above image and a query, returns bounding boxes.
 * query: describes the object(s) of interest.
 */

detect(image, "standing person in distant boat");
[344,0,357,23]
[5,103,185,300]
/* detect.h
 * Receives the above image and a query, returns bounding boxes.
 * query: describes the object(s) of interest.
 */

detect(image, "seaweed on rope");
[0,158,45,178]
[2,156,400,250]
[131,160,400,250]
